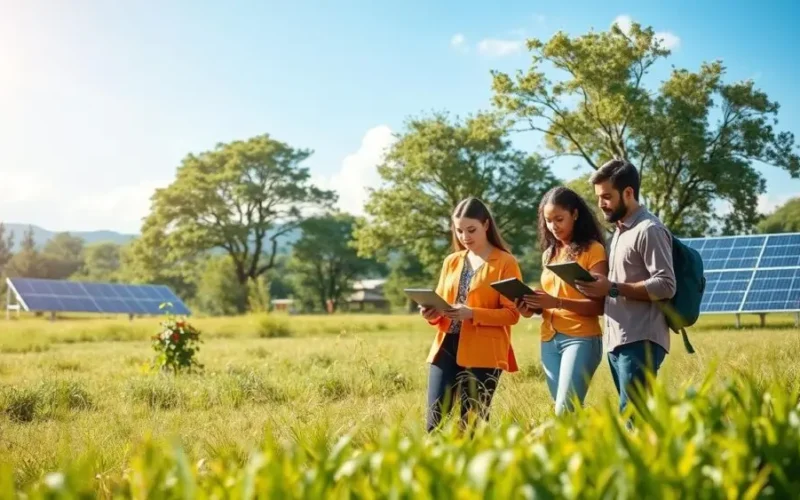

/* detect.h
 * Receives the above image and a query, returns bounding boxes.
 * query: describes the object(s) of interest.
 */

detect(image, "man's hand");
[442,304,473,321]
[420,306,441,321]
[575,273,612,298]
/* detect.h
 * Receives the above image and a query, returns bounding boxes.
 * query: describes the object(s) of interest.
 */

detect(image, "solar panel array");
[6,278,191,316]
[682,232,800,314]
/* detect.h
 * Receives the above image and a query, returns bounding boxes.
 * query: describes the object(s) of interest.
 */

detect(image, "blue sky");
[1,0,798,233]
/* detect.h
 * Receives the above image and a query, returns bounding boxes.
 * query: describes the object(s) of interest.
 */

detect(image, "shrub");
[151,314,203,373]
[257,315,293,338]
[127,378,184,410]
[1,380,93,422]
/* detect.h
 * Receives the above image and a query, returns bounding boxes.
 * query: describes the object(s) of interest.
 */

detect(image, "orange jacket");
[426,247,521,372]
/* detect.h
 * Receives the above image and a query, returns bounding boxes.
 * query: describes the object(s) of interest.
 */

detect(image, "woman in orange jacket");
[420,197,522,432]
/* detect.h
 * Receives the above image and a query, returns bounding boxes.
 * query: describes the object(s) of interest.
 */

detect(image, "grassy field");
[1,311,799,496]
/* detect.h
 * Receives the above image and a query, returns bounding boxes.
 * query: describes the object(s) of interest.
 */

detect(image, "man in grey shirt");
[576,159,676,415]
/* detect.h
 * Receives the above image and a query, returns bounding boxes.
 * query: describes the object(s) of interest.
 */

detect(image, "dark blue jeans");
[607,340,666,414]
[426,333,502,432]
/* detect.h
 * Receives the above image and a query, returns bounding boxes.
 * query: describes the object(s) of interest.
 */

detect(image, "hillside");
[2,223,301,253]
[3,224,135,250]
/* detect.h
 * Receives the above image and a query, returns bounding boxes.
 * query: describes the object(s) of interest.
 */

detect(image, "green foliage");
[5,225,45,278]
[7,376,800,498]
[150,315,203,374]
[193,255,248,316]
[118,230,201,302]
[0,222,13,275]
[290,213,385,312]
[41,232,85,280]
[492,21,800,236]
[758,197,800,233]
[246,274,271,314]
[264,254,294,301]
[1,380,93,423]
[71,242,122,283]
[137,133,336,299]
[256,314,293,338]
[354,112,558,274]
[383,251,433,310]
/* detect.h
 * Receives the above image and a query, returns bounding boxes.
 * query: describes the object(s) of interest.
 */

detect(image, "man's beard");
[603,201,628,223]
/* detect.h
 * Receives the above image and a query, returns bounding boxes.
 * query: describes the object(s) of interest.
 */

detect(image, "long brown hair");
[538,186,606,263]
[451,197,511,253]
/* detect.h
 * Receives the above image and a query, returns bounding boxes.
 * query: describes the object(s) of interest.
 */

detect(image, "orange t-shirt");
[539,240,607,341]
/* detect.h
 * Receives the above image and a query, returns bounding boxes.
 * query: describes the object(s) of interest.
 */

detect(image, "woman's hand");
[514,299,537,318]
[441,304,473,321]
[420,306,441,321]
[523,291,560,311]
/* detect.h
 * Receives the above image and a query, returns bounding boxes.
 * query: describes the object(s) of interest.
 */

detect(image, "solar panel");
[681,232,800,314]
[6,278,191,316]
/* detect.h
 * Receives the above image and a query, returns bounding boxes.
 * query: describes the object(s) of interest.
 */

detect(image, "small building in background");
[270,298,296,313]
[332,279,391,313]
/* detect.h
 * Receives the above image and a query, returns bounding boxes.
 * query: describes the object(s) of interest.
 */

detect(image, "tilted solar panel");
[6,278,191,316]
[680,232,800,314]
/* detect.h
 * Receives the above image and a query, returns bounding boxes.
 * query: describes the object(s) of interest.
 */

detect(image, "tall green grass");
[2,375,799,498]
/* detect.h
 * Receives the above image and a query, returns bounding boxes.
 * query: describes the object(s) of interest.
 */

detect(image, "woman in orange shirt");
[420,197,522,432]
[517,187,608,416]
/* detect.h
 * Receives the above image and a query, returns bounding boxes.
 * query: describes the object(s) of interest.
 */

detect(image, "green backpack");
[658,235,706,354]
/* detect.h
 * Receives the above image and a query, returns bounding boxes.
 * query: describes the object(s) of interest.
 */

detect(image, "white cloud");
[613,15,633,35]
[315,125,396,216]
[655,32,681,50]
[70,180,168,233]
[0,174,167,234]
[450,33,466,50]
[613,14,680,50]
[758,193,792,214]
[477,38,524,57]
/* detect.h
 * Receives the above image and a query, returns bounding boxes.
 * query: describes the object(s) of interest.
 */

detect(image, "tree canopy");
[354,112,558,277]
[757,198,800,234]
[290,213,384,313]
[131,134,336,311]
[491,21,800,236]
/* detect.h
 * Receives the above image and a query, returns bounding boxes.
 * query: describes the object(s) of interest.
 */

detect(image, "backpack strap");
[680,328,695,354]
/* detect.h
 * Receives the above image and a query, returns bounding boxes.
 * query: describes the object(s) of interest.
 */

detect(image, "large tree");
[72,242,122,283]
[354,112,558,279]
[491,21,800,236]
[289,213,384,313]
[41,232,85,280]
[6,226,44,278]
[137,134,336,312]
[757,197,800,234]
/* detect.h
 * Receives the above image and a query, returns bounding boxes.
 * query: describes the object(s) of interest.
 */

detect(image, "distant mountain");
[1,223,301,253]
[2,224,136,251]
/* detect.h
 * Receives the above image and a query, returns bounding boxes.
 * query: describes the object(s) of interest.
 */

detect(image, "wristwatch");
[609,282,619,298]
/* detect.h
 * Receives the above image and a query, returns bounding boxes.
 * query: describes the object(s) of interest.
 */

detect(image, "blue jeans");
[541,333,603,415]
[607,340,667,414]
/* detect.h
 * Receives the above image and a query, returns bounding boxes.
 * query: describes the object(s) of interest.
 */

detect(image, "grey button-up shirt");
[604,206,676,353]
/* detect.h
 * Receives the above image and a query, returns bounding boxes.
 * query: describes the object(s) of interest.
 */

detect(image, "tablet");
[545,261,597,291]
[490,278,537,302]
[403,289,452,311]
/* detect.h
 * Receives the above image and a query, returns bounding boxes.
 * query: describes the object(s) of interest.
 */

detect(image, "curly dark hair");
[538,186,606,263]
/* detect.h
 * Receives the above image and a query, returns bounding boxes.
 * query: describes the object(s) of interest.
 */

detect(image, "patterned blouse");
[446,257,475,335]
